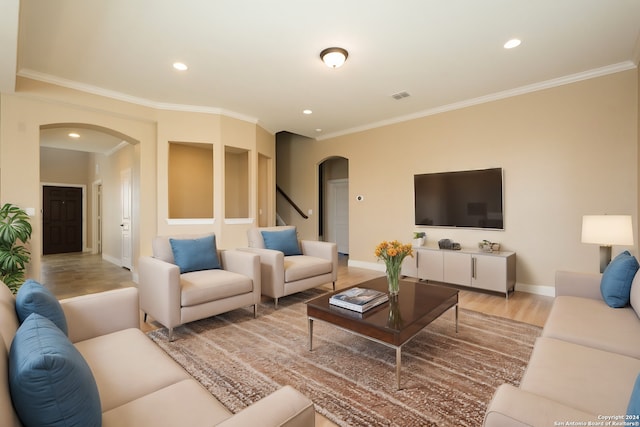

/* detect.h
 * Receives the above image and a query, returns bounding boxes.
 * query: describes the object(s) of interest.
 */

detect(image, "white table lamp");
[581,215,634,273]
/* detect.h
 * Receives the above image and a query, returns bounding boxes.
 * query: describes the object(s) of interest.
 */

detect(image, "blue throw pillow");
[628,373,640,416]
[261,228,302,256]
[601,251,640,308]
[169,234,221,273]
[15,279,68,336]
[9,313,102,427]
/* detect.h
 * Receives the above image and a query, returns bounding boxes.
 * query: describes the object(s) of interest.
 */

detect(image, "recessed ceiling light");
[68,132,80,138]
[504,39,521,49]
[316,128,322,132]
[173,62,188,71]
[303,109,313,115]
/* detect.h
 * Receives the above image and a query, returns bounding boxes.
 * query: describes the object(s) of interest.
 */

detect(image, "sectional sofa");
[484,252,640,425]
[0,281,315,427]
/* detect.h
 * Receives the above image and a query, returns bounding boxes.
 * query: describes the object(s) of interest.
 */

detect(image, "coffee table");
[306,277,458,390]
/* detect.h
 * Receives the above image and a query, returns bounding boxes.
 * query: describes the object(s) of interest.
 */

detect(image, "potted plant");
[0,203,33,294]
[412,231,426,247]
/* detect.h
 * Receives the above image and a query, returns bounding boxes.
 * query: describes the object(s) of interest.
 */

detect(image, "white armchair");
[240,226,337,308]
[138,233,261,340]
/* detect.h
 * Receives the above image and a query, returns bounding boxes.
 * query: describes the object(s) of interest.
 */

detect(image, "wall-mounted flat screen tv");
[414,167,504,229]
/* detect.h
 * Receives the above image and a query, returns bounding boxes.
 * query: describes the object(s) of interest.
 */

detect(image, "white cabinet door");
[419,249,444,281]
[443,251,471,286]
[472,255,506,292]
[401,252,418,277]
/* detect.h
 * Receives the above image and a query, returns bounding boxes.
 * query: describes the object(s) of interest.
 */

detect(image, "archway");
[39,123,139,270]
[318,156,349,254]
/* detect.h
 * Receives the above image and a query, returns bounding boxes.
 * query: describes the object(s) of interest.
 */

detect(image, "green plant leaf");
[0,203,32,295]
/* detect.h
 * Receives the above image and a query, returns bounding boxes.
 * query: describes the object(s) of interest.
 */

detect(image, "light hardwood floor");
[41,252,553,427]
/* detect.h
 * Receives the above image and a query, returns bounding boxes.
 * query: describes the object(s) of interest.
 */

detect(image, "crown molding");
[316,61,638,141]
[17,69,261,125]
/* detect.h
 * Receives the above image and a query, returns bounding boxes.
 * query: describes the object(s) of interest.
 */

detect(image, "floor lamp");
[581,215,634,273]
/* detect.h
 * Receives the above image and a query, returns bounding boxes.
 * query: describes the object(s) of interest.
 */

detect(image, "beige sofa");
[242,226,338,308]
[484,270,640,426]
[1,283,315,427]
[139,233,261,340]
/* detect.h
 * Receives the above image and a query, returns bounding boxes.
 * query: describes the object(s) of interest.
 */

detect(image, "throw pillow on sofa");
[15,279,68,335]
[601,250,640,308]
[170,234,221,273]
[9,313,102,427]
[261,228,302,256]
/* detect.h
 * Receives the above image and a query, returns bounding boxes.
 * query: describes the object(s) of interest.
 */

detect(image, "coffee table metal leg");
[308,318,314,351]
[396,346,402,390]
[455,304,459,333]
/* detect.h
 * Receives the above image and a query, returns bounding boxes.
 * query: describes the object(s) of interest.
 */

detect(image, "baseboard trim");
[101,254,121,267]
[347,259,556,297]
[514,283,555,297]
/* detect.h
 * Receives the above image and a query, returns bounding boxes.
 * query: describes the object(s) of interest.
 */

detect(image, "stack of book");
[329,287,389,313]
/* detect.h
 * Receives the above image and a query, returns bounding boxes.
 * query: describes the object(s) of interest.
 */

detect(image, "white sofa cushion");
[102,379,231,427]
[521,337,640,416]
[284,256,333,283]
[542,295,640,358]
[181,270,253,307]
[74,328,190,412]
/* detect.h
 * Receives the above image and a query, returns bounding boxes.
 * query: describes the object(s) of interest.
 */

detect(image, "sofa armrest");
[220,250,261,300]
[60,287,139,343]
[237,248,285,299]
[216,385,315,427]
[484,384,597,427]
[138,256,182,330]
[300,240,338,282]
[555,270,603,300]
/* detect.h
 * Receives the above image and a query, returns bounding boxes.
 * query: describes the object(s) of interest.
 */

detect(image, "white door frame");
[120,169,133,270]
[91,180,102,254]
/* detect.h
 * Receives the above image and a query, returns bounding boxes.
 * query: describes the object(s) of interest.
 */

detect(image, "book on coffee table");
[329,287,389,313]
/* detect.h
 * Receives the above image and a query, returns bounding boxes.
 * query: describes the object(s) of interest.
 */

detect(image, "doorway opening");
[39,123,137,269]
[318,157,349,255]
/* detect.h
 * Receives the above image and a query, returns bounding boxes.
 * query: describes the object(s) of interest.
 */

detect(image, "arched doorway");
[318,156,349,254]
[39,123,138,269]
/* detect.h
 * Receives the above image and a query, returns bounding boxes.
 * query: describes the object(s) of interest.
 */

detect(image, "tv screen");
[414,168,504,229]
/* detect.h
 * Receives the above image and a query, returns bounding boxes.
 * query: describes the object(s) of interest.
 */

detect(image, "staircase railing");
[276,185,308,219]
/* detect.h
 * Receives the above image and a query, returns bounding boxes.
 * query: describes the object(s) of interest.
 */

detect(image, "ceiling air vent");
[391,91,410,100]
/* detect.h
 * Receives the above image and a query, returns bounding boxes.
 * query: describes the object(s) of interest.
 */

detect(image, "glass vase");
[387,294,402,328]
[386,265,400,296]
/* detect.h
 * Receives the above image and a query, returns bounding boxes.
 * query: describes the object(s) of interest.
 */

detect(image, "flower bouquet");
[375,240,413,296]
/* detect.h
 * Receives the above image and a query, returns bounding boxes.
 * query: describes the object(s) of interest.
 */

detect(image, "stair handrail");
[276,185,309,219]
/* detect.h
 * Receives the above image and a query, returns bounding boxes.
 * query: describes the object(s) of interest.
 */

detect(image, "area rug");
[147,289,540,426]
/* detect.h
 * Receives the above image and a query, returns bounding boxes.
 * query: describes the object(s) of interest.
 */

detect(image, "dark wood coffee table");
[306,277,458,389]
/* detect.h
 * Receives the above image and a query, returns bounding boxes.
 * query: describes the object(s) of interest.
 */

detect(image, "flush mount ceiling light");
[320,47,348,68]
[303,109,313,115]
[172,62,188,71]
[68,132,80,138]
[504,39,521,49]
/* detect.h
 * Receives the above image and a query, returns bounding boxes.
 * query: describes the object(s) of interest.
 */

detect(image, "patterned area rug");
[147,289,540,427]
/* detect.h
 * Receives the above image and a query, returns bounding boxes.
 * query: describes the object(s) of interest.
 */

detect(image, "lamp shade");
[581,215,634,246]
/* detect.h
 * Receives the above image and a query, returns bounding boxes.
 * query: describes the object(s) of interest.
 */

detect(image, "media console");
[401,246,516,298]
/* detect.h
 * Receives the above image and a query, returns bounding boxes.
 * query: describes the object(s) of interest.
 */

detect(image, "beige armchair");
[241,226,337,308]
[138,233,261,340]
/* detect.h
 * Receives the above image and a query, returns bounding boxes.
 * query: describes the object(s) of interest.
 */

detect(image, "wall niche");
[168,141,214,219]
[225,146,249,218]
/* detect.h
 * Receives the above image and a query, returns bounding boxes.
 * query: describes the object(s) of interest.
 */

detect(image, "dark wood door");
[43,186,83,254]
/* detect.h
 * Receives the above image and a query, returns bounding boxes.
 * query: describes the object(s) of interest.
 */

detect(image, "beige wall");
[0,77,274,282]
[277,69,639,291]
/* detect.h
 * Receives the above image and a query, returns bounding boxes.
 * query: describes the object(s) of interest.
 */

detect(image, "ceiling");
[4,0,640,144]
